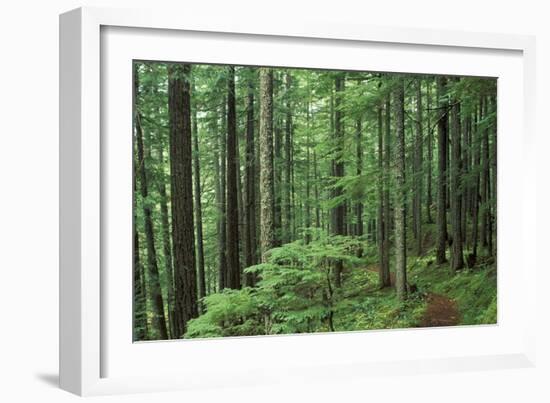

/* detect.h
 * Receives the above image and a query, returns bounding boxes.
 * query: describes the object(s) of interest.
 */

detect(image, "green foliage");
[409,251,498,326]
[134,60,498,341]
[433,265,497,325]
[185,288,261,338]
[334,269,425,331]
[481,295,497,323]
[186,235,368,338]
[186,232,498,339]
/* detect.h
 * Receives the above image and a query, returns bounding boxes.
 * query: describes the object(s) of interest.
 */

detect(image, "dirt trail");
[365,264,460,327]
[419,293,460,327]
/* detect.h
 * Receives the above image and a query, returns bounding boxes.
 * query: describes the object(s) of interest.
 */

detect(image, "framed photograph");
[60,6,537,396]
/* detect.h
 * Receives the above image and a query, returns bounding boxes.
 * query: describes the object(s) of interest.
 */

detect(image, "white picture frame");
[60,6,537,396]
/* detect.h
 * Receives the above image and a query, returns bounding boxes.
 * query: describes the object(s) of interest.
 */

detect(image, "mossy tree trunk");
[226,66,241,289]
[259,68,275,262]
[244,72,258,285]
[393,78,407,301]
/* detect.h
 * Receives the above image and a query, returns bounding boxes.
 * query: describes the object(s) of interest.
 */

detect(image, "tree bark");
[463,114,471,249]
[470,104,481,262]
[393,78,407,300]
[225,66,241,289]
[133,148,148,341]
[273,73,283,246]
[236,126,246,280]
[313,148,321,230]
[450,90,464,272]
[192,97,207,305]
[156,143,176,337]
[380,95,392,287]
[244,73,258,286]
[332,74,345,287]
[305,80,312,244]
[211,111,225,291]
[168,63,198,338]
[356,117,364,237]
[377,105,389,286]
[382,96,392,287]
[290,126,297,240]
[426,80,434,224]
[135,75,168,340]
[436,77,449,264]
[414,79,423,256]
[480,97,489,252]
[259,68,275,262]
[490,95,497,257]
[218,99,228,290]
[284,72,293,244]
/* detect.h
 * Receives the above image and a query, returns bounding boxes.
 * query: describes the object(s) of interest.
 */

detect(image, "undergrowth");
[408,252,497,325]
[185,234,497,339]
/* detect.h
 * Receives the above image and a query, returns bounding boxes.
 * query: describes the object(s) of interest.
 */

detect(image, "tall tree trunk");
[156,143,175,337]
[133,156,148,341]
[450,91,464,272]
[426,80,434,224]
[305,82,312,245]
[218,99,228,290]
[192,98,207,305]
[237,127,246,279]
[382,97,391,286]
[462,114,471,249]
[446,107,451,212]
[284,72,293,244]
[480,97,489,252]
[135,66,168,340]
[484,96,494,256]
[436,77,449,264]
[254,101,262,262]
[393,78,407,300]
[377,106,389,286]
[259,68,275,262]
[332,74,345,287]
[244,73,258,286]
[148,75,175,338]
[291,131,297,240]
[226,66,241,289]
[356,118,364,237]
[212,111,226,290]
[273,73,283,246]
[470,105,481,263]
[313,148,321,230]
[490,95,497,257]
[168,63,197,338]
[485,96,495,257]
[414,79,423,256]
[329,93,336,234]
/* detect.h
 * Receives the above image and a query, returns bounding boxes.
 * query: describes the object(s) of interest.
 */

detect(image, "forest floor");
[184,232,496,339]
[365,264,460,328]
[364,249,493,329]
[419,293,460,327]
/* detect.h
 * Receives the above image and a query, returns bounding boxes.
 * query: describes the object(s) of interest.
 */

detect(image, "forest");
[133,61,497,342]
